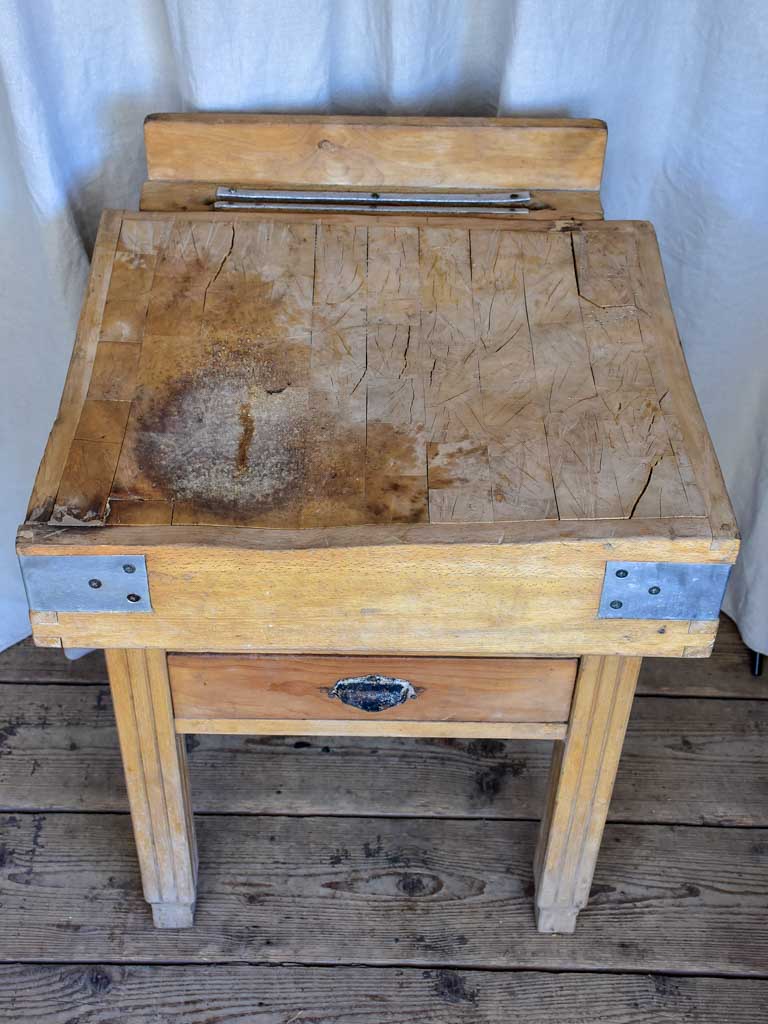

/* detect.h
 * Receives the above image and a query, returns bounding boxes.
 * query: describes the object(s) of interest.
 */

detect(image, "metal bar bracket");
[597,561,731,621]
[214,186,532,215]
[18,555,152,613]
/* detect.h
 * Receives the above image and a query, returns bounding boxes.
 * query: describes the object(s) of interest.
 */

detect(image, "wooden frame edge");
[26,210,123,522]
[633,222,739,545]
[144,112,608,130]
[173,718,568,739]
[144,113,608,191]
[17,516,732,558]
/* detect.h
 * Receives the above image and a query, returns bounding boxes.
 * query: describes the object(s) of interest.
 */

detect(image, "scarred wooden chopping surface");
[49,213,706,529]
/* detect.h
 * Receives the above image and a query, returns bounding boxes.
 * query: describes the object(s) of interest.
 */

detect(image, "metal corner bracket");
[598,561,731,621]
[18,554,152,613]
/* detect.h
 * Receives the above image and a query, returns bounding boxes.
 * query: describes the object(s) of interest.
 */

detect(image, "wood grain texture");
[26,211,122,522]
[168,654,577,724]
[2,963,765,1023]
[174,720,567,739]
[0,812,765,972]
[17,528,730,656]
[534,655,641,932]
[105,649,197,927]
[52,439,122,524]
[631,223,737,542]
[2,683,766,826]
[19,210,737,660]
[47,216,165,524]
[140,178,606,219]
[144,114,608,190]
[26,215,725,540]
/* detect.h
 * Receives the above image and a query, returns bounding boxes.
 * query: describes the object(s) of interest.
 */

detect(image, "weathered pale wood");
[168,653,576,724]
[51,439,122,524]
[18,525,730,656]
[631,223,737,542]
[24,215,725,544]
[74,399,131,444]
[144,114,608,191]
[105,649,197,927]
[304,223,368,526]
[471,229,558,522]
[3,680,766,826]
[47,218,170,524]
[19,211,736,670]
[174,719,567,740]
[2,963,765,1024]
[366,376,428,523]
[108,499,174,525]
[14,512,727,548]
[21,633,61,648]
[1,812,765,972]
[86,341,141,402]
[140,178,606,218]
[534,654,641,932]
[26,211,122,522]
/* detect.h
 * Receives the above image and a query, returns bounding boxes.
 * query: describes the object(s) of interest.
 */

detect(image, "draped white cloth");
[1,0,766,652]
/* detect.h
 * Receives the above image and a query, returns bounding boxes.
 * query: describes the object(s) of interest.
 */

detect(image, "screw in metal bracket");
[615,569,629,578]
[610,600,623,609]
[88,579,102,589]
[123,564,136,574]
[126,593,141,603]
[648,586,661,595]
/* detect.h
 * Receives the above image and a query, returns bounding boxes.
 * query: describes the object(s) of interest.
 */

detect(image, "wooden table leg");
[105,648,198,928]
[534,654,641,934]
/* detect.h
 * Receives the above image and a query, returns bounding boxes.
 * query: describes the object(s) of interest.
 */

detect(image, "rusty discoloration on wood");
[117,335,429,526]
[235,404,255,477]
[48,214,710,529]
[131,359,309,522]
[364,421,429,524]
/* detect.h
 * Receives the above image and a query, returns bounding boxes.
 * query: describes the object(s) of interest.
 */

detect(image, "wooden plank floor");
[1,616,766,1021]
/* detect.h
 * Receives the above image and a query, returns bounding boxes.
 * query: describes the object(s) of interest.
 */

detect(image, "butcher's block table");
[17,115,738,934]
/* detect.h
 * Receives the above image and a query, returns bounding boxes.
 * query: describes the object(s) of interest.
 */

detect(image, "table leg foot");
[533,655,641,934]
[535,904,578,934]
[152,901,196,928]
[106,648,198,930]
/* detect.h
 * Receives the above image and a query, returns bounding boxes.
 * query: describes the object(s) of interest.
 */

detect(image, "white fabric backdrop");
[1,0,766,652]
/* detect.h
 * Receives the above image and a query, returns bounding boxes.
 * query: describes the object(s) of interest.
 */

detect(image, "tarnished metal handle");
[328,674,417,713]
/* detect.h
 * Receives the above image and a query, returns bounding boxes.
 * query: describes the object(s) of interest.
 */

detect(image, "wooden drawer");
[168,654,577,739]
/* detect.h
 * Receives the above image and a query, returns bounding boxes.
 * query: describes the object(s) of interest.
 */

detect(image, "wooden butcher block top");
[27,211,732,538]
[18,117,737,657]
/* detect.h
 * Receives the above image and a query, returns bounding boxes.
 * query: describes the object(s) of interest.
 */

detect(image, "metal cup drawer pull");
[328,674,417,713]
